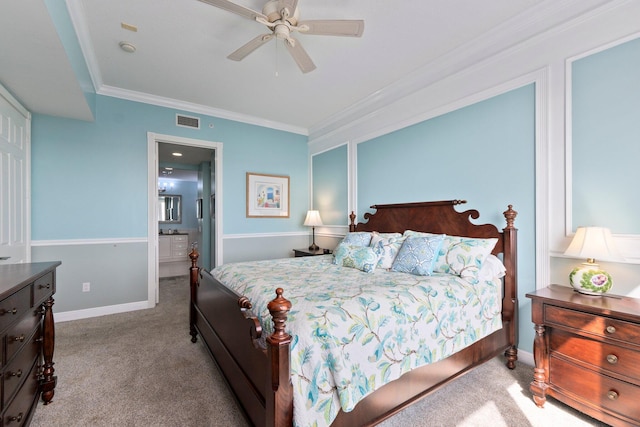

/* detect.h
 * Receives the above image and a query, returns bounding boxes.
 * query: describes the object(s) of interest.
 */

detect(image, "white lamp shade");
[564,226,623,262]
[303,210,323,227]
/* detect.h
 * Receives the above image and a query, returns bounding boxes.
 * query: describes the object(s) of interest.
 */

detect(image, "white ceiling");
[0,0,614,134]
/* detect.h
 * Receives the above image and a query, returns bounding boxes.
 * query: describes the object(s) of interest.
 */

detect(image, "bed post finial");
[503,205,517,229]
[349,211,356,232]
[266,288,293,426]
[189,244,199,270]
[267,288,292,343]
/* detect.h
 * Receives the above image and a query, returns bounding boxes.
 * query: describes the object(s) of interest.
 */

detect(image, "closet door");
[0,84,30,264]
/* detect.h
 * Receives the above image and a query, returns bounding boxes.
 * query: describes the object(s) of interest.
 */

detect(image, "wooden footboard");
[189,250,293,427]
[189,200,518,427]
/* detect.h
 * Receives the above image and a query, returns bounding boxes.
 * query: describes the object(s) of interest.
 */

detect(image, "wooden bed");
[189,200,518,426]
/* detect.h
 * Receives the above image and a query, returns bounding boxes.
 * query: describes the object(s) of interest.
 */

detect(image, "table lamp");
[303,210,323,251]
[563,226,623,295]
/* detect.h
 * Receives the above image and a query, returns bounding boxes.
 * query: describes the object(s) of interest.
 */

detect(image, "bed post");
[349,211,356,232]
[266,288,293,427]
[502,205,518,369]
[189,246,200,343]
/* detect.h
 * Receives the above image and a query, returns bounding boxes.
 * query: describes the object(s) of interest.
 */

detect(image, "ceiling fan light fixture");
[119,41,136,53]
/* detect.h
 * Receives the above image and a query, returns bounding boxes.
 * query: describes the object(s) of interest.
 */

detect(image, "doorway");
[147,133,222,305]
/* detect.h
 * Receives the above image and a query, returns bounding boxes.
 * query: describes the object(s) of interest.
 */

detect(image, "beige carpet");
[31,276,609,427]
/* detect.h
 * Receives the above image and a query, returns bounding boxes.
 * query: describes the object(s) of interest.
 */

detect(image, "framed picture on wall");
[246,172,290,218]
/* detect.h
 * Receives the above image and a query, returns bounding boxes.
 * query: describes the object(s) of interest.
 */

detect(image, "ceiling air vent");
[176,114,200,129]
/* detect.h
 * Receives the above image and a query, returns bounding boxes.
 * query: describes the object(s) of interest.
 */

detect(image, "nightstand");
[527,285,640,427]
[293,248,329,257]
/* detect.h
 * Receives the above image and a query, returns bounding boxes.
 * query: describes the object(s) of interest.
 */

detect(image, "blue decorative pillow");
[341,232,373,247]
[404,230,498,283]
[391,235,445,276]
[333,242,379,273]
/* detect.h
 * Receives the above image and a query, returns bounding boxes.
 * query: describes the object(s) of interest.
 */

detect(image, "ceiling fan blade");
[198,0,267,22]
[297,20,364,37]
[284,38,316,73]
[227,34,273,61]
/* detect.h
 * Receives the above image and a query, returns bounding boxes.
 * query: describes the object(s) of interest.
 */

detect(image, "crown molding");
[98,85,307,135]
[66,0,307,136]
[308,0,618,143]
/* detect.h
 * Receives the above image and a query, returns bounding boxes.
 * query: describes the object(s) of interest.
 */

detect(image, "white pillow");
[369,232,405,270]
[477,254,506,282]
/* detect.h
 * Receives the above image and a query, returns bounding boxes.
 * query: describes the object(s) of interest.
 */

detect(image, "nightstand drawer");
[550,329,640,383]
[545,305,640,345]
[551,355,640,421]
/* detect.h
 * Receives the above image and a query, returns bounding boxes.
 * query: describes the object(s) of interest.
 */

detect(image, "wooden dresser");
[527,285,640,427]
[0,262,60,426]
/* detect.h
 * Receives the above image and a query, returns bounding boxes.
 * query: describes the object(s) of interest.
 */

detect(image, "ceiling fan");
[198,0,364,73]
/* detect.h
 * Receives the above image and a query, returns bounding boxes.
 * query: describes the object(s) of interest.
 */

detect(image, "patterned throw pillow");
[404,231,498,283]
[391,235,445,276]
[333,242,379,273]
[341,232,373,247]
[370,232,405,270]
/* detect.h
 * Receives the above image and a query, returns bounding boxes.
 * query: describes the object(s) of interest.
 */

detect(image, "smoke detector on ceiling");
[119,41,136,53]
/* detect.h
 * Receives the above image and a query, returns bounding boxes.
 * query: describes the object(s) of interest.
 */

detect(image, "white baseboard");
[55,300,153,322]
[518,349,534,366]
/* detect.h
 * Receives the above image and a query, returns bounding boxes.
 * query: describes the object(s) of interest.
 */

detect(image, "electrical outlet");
[82,282,90,292]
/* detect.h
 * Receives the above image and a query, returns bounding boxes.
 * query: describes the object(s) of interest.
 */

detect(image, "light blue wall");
[31,94,308,312]
[312,145,348,225]
[572,37,640,234]
[32,95,308,239]
[223,125,309,233]
[319,85,536,352]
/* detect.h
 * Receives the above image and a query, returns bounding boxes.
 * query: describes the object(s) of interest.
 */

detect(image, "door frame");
[147,132,223,305]
[0,83,31,264]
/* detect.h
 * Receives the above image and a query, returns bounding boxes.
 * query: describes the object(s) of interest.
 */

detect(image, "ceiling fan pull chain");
[275,39,279,77]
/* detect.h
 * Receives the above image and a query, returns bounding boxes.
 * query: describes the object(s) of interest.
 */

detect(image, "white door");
[0,84,30,264]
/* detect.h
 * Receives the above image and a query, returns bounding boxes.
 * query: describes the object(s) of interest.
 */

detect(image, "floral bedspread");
[212,255,502,427]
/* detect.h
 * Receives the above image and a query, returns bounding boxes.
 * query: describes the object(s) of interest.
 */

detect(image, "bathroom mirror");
[159,195,182,223]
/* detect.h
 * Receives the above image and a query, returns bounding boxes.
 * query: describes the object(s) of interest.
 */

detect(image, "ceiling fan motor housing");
[262,0,299,25]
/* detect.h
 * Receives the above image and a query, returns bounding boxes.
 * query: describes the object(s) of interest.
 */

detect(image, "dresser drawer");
[173,242,188,250]
[32,271,54,306]
[3,334,39,409]
[550,355,640,422]
[0,287,31,334]
[550,329,640,383]
[172,235,188,243]
[5,311,40,365]
[545,305,640,345]
[2,361,39,426]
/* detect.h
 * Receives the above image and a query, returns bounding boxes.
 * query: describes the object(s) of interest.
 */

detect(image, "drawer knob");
[606,354,618,364]
[9,369,23,378]
[605,325,616,334]
[13,334,25,342]
[1,307,17,315]
[39,283,51,289]
[9,413,23,422]
[607,390,619,400]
